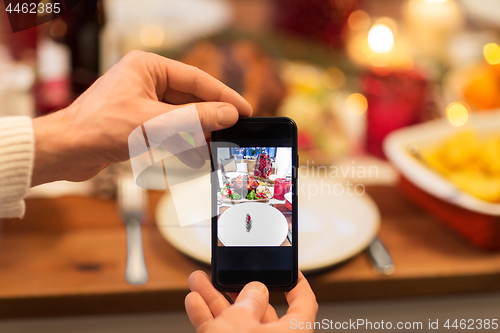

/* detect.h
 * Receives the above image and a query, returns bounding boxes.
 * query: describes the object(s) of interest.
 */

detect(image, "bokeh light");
[321,67,346,90]
[367,24,394,53]
[446,102,468,126]
[483,43,500,65]
[348,10,371,31]
[346,93,368,115]
[49,19,67,39]
[139,25,165,48]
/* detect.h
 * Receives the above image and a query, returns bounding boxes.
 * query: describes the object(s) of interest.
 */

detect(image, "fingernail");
[217,105,238,126]
[244,282,267,294]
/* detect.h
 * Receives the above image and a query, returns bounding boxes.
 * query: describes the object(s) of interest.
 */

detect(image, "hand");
[31,50,252,186]
[185,271,318,333]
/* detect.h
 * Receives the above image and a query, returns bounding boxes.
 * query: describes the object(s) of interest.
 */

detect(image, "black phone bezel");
[210,117,298,292]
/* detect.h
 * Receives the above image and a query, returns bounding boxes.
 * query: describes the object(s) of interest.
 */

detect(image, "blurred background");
[1,0,500,332]
[2,0,500,164]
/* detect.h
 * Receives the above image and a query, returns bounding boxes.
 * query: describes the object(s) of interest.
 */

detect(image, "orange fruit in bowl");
[463,65,500,110]
[492,63,500,80]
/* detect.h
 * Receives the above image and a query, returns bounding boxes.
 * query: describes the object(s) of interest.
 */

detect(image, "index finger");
[188,270,231,317]
[185,291,214,330]
[155,54,253,117]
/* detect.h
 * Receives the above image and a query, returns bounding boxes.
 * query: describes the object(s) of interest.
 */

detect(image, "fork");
[117,174,149,285]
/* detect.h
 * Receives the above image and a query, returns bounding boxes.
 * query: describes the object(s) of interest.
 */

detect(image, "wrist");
[32,110,76,186]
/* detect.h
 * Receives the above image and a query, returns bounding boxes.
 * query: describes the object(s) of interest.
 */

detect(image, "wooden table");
[1,186,500,319]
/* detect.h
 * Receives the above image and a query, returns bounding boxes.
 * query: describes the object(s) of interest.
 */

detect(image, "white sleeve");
[0,116,34,218]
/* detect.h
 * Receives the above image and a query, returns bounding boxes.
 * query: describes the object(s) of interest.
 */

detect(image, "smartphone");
[210,117,298,292]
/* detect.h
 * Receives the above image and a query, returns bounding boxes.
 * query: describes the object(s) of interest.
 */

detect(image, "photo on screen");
[216,146,292,247]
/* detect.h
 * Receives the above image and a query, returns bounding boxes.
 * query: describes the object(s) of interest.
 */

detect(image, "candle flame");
[367,24,394,53]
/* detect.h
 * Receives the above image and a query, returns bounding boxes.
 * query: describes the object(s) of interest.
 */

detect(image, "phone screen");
[211,118,298,291]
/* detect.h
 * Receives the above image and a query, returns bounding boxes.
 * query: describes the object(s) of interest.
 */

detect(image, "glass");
[274,178,291,200]
[362,69,428,158]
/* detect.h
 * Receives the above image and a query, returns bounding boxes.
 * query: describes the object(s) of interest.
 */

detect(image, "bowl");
[383,110,500,249]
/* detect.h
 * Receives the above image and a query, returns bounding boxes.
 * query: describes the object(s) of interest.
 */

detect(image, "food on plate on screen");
[233,175,259,194]
[220,175,274,201]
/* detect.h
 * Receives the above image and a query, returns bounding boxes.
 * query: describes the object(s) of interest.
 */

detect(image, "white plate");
[156,176,380,272]
[296,177,380,271]
[383,110,500,216]
[218,203,288,246]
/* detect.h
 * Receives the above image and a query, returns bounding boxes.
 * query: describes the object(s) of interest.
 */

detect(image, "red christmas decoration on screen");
[246,214,252,232]
[254,154,271,178]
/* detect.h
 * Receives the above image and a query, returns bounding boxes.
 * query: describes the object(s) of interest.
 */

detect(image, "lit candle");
[346,16,413,70]
[345,12,426,157]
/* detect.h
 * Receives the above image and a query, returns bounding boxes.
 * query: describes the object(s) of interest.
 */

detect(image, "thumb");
[194,102,239,132]
[149,101,240,134]
[232,282,269,321]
